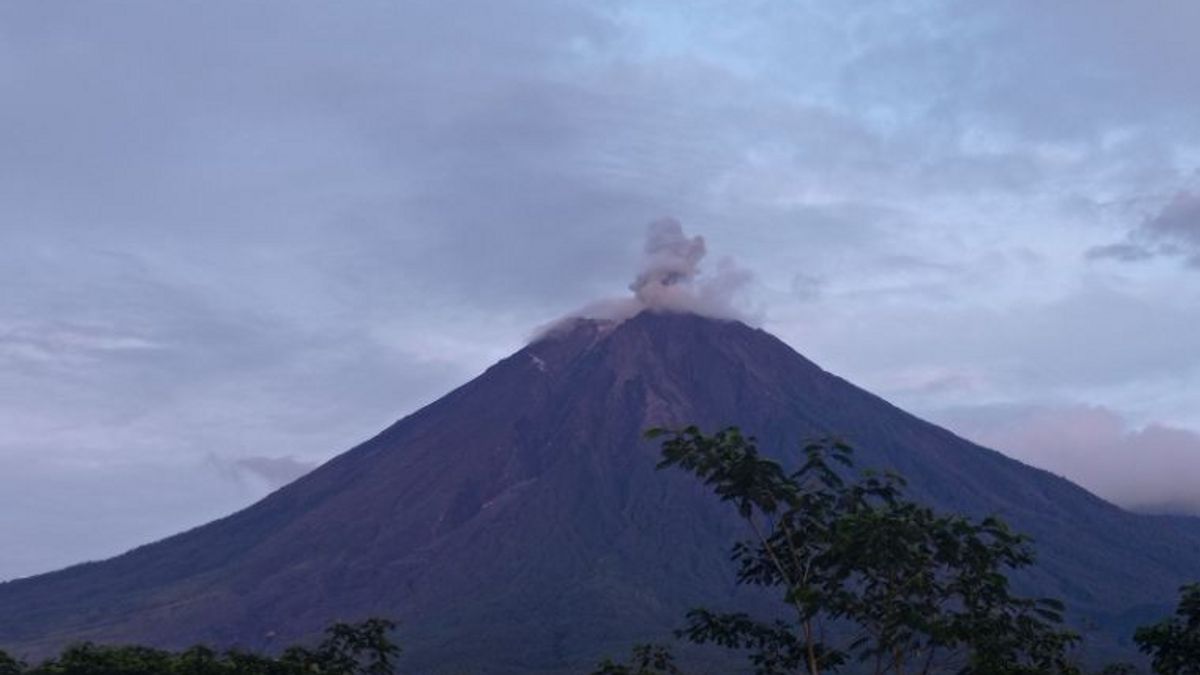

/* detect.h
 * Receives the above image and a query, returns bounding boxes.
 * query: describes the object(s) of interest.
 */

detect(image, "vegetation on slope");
[1134,583,1200,675]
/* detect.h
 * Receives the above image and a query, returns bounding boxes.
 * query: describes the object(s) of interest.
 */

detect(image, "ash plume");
[629,219,709,306]
[539,219,754,336]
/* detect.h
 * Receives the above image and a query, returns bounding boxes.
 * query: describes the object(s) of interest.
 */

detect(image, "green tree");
[1092,664,1138,675]
[27,643,174,675]
[280,618,400,675]
[0,650,23,675]
[648,426,1079,675]
[592,644,682,675]
[1135,583,1200,675]
[10,617,399,675]
[171,645,235,675]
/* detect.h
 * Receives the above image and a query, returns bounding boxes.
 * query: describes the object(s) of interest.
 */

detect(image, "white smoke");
[629,219,709,306]
[626,218,755,318]
[536,219,755,337]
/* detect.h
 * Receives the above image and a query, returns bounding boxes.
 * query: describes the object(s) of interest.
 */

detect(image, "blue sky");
[3,0,1200,580]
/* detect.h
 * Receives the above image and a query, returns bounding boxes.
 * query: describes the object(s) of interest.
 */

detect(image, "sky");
[2,0,1199,581]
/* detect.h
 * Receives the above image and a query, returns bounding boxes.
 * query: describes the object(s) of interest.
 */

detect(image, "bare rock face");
[2,311,1198,671]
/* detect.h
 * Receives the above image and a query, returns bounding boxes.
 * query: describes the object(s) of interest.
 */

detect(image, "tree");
[1135,583,1200,674]
[591,644,682,675]
[0,651,23,675]
[25,643,174,675]
[8,617,399,674]
[647,426,1079,675]
[280,618,400,675]
[1093,664,1138,675]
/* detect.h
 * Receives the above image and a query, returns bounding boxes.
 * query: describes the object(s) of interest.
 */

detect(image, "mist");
[941,404,1200,515]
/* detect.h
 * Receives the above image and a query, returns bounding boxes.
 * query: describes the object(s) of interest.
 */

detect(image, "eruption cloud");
[539,219,755,337]
[629,219,709,307]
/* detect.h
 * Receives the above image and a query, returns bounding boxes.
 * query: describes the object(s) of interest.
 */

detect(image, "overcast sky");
[3,0,1200,581]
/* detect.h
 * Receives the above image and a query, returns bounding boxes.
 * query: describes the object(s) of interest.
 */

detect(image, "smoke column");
[539,218,754,336]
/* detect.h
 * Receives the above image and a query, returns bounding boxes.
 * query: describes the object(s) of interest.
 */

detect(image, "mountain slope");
[2,311,1198,671]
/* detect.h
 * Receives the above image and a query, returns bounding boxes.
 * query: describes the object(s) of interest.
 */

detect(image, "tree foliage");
[591,644,683,675]
[0,649,22,675]
[644,426,1080,675]
[1135,583,1200,675]
[0,618,398,675]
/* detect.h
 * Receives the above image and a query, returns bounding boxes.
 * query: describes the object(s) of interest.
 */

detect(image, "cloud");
[789,272,823,301]
[786,283,1200,411]
[540,219,755,334]
[629,219,708,302]
[1088,191,1200,268]
[1085,242,1157,263]
[0,456,261,582]
[627,218,754,319]
[225,455,318,491]
[938,404,1200,515]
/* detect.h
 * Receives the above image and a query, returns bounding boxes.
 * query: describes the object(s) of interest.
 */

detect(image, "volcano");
[2,311,1199,671]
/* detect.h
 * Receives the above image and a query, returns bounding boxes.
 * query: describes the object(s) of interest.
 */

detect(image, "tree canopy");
[608,426,1082,675]
[0,618,397,675]
[1135,583,1200,675]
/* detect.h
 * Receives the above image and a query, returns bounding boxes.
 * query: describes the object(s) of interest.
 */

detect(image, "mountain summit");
[2,311,1198,671]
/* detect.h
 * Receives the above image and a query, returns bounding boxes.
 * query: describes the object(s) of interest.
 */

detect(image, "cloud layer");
[939,405,1200,514]
[1090,191,1200,268]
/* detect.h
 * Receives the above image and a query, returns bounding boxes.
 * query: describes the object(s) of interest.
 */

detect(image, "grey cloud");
[1148,192,1200,240]
[775,282,1200,427]
[626,219,754,320]
[789,273,823,301]
[1086,242,1156,263]
[228,456,319,491]
[0,456,256,581]
[936,404,1200,515]
[539,219,756,334]
[851,2,1200,143]
[1089,191,1200,268]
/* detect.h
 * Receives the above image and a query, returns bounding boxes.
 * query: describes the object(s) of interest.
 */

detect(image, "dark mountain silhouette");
[2,311,1198,671]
